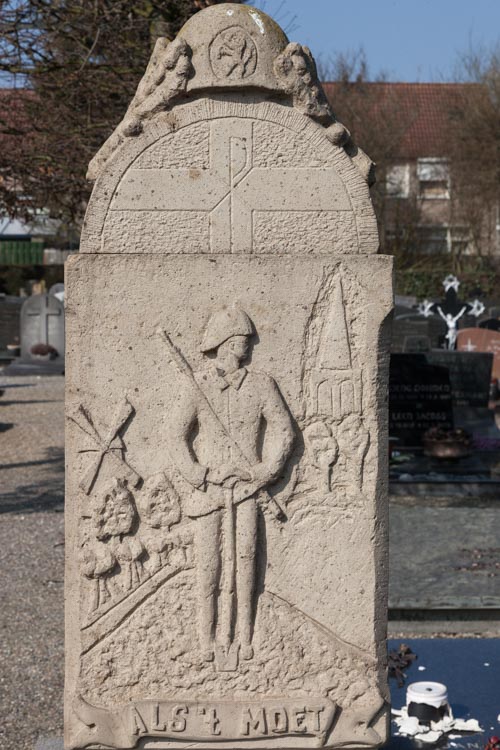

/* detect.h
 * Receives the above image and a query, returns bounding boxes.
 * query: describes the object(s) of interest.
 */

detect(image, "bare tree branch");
[0,0,247,237]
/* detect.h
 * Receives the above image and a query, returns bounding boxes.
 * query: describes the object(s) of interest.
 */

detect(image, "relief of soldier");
[167,305,295,668]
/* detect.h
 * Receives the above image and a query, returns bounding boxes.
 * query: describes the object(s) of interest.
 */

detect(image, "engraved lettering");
[200,707,221,736]
[129,705,148,735]
[151,702,166,732]
[170,704,188,732]
[307,705,325,732]
[241,707,267,736]
[291,708,307,733]
[269,707,288,734]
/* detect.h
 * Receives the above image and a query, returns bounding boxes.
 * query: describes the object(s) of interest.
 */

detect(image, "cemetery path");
[0,374,64,750]
[0,374,64,513]
[390,501,500,611]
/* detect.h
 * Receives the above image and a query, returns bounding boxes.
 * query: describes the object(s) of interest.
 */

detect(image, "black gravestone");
[403,335,431,353]
[426,351,493,408]
[389,354,453,446]
[479,317,500,331]
[392,309,446,353]
[390,352,493,447]
[392,317,430,353]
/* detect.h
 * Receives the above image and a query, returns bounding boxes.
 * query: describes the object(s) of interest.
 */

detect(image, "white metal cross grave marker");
[110,119,351,253]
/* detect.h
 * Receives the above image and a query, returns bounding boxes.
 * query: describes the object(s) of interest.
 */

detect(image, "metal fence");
[0,241,44,265]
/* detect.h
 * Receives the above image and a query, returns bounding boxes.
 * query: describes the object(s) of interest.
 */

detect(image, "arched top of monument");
[180,3,289,92]
[87,3,374,181]
[82,3,380,256]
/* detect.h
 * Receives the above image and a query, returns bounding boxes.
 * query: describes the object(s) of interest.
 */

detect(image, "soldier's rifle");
[157,328,286,521]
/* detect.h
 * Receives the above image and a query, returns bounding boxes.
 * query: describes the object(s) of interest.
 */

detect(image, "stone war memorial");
[65,5,393,749]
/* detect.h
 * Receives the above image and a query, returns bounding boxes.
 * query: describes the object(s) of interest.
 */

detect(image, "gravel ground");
[0,375,65,750]
[1,375,64,514]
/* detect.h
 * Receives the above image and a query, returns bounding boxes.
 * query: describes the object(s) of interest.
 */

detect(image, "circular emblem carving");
[209,27,257,80]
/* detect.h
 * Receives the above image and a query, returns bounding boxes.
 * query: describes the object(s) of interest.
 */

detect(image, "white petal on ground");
[393,706,483,740]
[453,718,482,732]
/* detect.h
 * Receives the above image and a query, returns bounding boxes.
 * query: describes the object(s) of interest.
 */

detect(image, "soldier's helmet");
[201,305,255,353]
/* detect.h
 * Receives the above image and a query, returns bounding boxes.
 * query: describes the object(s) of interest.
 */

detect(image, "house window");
[386,164,410,198]
[418,226,449,254]
[417,158,450,199]
[450,226,472,256]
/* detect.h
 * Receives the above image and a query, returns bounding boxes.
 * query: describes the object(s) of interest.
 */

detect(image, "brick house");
[1,82,498,260]
[323,82,500,257]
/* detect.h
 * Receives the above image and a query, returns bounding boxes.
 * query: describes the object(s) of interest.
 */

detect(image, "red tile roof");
[0,83,482,162]
[322,81,480,160]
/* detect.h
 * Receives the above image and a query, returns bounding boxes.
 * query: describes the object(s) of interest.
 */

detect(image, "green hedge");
[395,259,500,299]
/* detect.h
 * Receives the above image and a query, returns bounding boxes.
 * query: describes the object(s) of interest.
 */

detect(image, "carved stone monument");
[65,5,393,749]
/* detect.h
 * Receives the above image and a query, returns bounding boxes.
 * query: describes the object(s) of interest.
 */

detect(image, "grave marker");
[389,354,453,446]
[427,351,492,408]
[20,293,65,363]
[418,274,484,350]
[65,6,393,749]
[457,328,500,379]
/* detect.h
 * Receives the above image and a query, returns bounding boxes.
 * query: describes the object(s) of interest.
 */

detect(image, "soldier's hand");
[248,462,273,488]
[208,463,252,487]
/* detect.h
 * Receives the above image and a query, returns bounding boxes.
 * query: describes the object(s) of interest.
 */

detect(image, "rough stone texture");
[66,5,392,749]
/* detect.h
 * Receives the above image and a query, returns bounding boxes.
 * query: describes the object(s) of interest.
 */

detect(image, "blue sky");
[252,0,500,81]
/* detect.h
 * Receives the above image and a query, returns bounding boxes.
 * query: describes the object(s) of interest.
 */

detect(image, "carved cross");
[110,119,351,253]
